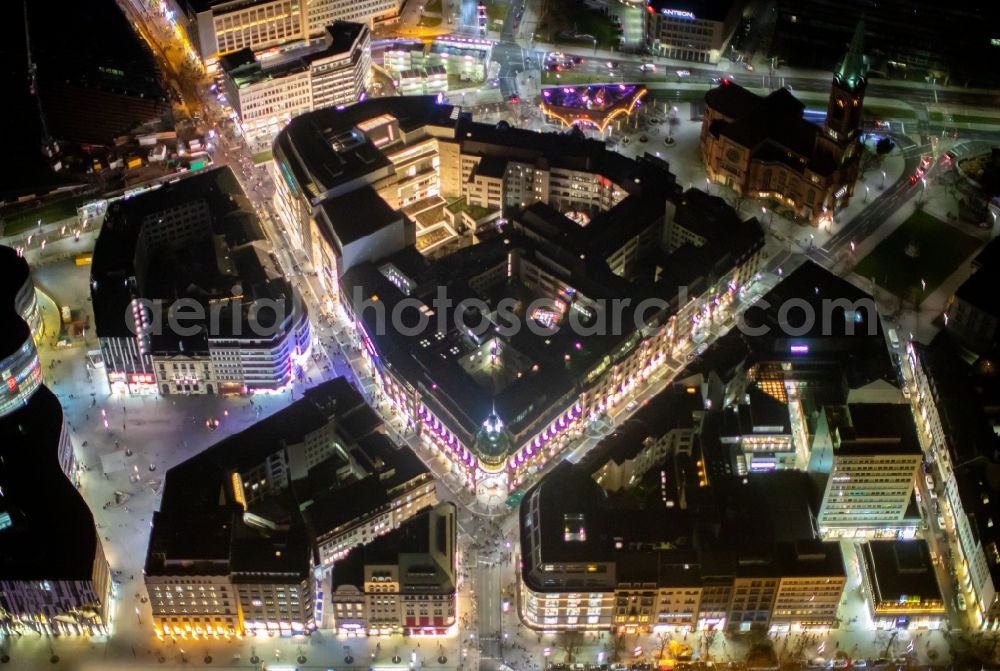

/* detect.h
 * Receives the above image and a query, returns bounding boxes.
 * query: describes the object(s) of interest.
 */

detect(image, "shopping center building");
[0,253,111,637]
[145,377,441,637]
[91,167,310,396]
[272,97,767,501]
[220,22,371,153]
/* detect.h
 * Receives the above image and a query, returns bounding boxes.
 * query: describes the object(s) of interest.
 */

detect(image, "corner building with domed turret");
[272,96,769,497]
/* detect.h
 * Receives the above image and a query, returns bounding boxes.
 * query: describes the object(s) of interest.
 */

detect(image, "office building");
[644,0,741,64]
[518,408,845,633]
[220,22,371,153]
[701,21,867,225]
[0,248,43,418]
[1,246,42,342]
[145,377,437,637]
[169,0,397,65]
[812,404,922,534]
[0,288,110,637]
[908,337,1000,628]
[90,167,310,396]
[273,97,766,502]
[29,0,169,147]
[719,385,795,473]
[328,503,457,635]
[858,540,946,630]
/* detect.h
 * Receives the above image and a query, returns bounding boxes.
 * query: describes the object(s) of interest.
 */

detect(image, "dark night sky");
[0,2,52,193]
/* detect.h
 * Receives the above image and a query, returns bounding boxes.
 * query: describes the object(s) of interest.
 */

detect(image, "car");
[938,513,948,529]
[921,154,933,167]
[509,95,520,103]
[676,69,691,77]
[925,474,935,491]
[606,61,618,69]
[626,400,638,411]
[572,56,584,64]
[909,174,919,185]
[853,662,868,669]
[957,594,967,611]
[745,63,754,71]
[640,63,656,72]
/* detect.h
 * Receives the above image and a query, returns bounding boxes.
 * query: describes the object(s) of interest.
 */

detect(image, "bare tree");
[558,630,584,663]
[656,632,671,661]
[605,630,628,664]
[701,628,719,662]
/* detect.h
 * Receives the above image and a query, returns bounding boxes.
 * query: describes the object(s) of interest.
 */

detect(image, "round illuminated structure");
[540,84,647,132]
[0,247,42,418]
[474,410,512,507]
[0,246,41,342]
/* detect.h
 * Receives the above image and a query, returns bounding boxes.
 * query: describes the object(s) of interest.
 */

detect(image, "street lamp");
[864,184,870,203]
[881,170,887,188]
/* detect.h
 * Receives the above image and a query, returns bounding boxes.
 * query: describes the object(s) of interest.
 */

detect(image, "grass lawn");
[855,209,981,304]
[1,193,94,237]
[537,6,620,49]
[252,150,273,165]
[648,87,712,102]
[862,105,917,120]
[930,110,1000,125]
[418,15,442,26]
[540,70,610,85]
[424,0,442,12]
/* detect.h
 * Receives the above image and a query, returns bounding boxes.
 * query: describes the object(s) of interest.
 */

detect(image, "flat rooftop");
[861,540,943,607]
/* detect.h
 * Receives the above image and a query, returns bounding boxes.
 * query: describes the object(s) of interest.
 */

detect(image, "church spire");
[834,17,869,93]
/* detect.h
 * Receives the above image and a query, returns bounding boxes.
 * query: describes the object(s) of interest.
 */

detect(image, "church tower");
[824,18,869,144]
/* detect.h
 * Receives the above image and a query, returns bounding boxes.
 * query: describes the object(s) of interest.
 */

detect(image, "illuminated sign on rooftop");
[660,8,696,19]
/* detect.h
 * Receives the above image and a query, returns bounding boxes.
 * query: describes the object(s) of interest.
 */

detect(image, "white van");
[640,63,657,72]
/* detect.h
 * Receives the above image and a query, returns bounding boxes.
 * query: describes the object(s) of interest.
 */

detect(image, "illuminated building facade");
[812,404,922,534]
[859,540,946,630]
[0,248,43,419]
[329,503,456,636]
[170,0,396,66]
[1,246,42,342]
[907,338,1000,629]
[643,1,740,64]
[145,378,436,637]
[519,456,845,633]
[220,22,371,153]
[700,20,868,225]
[91,167,310,396]
[0,364,110,636]
[273,97,766,496]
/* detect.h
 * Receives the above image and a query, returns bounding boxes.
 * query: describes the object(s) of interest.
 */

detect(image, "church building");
[700,20,870,226]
